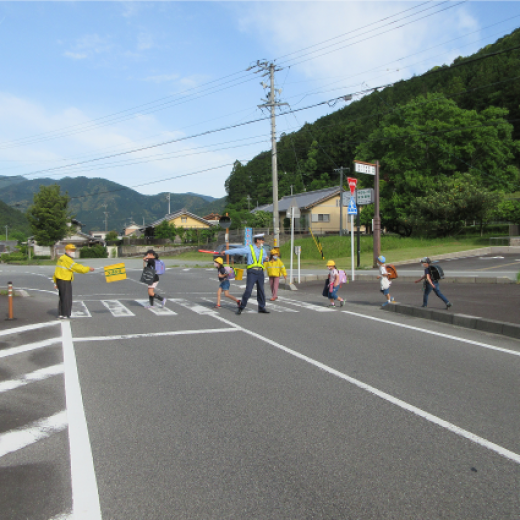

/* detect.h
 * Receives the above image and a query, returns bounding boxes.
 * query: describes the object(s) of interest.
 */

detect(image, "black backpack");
[429,264,444,281]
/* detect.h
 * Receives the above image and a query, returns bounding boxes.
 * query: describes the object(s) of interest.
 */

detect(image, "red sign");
[347,177,358,195]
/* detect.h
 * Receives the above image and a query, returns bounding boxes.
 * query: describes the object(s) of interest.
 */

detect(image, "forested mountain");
[224,28,520,234]
[0,198,30,237]
[0,176,226,232]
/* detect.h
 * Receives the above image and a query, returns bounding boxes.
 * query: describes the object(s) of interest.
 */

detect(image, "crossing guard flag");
[104,263,127,283]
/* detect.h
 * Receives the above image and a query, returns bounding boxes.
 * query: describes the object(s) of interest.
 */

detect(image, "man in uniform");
[53,244,95,319]
[224,234,269,315]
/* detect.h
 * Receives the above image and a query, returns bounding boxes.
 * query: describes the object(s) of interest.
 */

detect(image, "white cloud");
[63,51,87,60]
[237,2,480,94]
[63,33,114,61]
[0,92,236,197]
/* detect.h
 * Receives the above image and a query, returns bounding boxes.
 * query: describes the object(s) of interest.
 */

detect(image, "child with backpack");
[376,255,395,307]
[264,249,287,301]
[214,257,241,309]
[143,250,167,308]
[415,257,452,309]
[326,260,345,307]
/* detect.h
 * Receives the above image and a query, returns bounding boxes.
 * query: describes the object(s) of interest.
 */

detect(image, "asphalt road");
[0,262,519,519]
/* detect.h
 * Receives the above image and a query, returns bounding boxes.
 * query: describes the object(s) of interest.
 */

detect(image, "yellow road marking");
[476,261,520,271]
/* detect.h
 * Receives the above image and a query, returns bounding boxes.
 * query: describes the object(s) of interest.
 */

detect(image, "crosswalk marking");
[170,298,217,315]
[0,410,68,458]
[247,299,299,312]
[71,301,91,318]
[277,296,334,312]
[201,297,254,313]
[101,300,135,317]
[136,300,178,315]
[0,364,64,393]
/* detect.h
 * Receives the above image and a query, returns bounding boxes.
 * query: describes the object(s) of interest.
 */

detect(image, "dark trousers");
[240,269,266,310]
[56,279,73,317]
[423,281,449,306]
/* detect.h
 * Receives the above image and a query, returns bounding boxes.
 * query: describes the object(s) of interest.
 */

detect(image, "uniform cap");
[377,255,386,263]
[65,244,76,251]
[253,233,265,242]
[214,257,224,265]
[326,260,335,267]
[420,257,431,264]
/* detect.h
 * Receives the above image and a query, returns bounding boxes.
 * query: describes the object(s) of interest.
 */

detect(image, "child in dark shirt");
[143,250,166,308]
[214,257,240,309]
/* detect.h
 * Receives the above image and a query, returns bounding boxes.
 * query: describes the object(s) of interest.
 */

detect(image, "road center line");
[61,321,102,520]
[339,310,520,357]
[74,328,238,342]
[211,314,520,465]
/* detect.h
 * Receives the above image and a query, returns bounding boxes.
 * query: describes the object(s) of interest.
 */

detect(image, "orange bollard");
[7,281,13,320]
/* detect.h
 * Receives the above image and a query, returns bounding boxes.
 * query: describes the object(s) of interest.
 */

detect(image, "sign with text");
[354,161,376,175]
[244,227,253,246]
[356,188,374,205]
[347,177,358,195]
[104,263,127,283]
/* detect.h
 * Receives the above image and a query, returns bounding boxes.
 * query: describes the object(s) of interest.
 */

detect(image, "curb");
[381,303,520,340]
[285,274,516,286]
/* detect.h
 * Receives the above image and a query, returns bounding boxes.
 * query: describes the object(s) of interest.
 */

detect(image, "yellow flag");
[104,263,127,283]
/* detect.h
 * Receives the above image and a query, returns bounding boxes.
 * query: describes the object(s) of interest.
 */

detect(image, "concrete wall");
[119,245,199,257]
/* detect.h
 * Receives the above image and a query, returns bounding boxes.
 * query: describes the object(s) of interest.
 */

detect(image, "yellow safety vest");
[247,245,265,269]
[53,254,90,283]
[265,259,287,278]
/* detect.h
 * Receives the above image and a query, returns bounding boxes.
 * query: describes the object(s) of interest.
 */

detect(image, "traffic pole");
[7,281,13,320]
[373,160,381,267]
[350,215,355,281]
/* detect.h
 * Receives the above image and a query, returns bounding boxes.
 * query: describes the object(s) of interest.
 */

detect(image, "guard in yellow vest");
[264,249,287,301]
[53,244,94,319]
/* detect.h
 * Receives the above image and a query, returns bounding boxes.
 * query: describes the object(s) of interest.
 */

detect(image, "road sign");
[347,177,358,195]
[356,188,374,205]
[244,227,253,246]
[347,197,358,215]
[342,192,351,206]
[286,206,301,219]
[295,246,301,255]
[354,161,376,175]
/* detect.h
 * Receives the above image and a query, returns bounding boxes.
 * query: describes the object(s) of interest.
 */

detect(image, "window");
[181,216,187,224]
[311,214,330,222]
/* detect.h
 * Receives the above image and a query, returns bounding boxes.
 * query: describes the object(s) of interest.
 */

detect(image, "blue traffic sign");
[347,197,357,215]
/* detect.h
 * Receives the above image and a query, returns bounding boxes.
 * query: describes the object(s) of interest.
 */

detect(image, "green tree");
[27,185,70,258]
[105,230,119,241]
[251,210,272,228]
[495,198,520,225]
[154,220,177,240]
[355,93,520,235]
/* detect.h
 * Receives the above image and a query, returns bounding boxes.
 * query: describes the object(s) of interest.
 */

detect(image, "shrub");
[80,245,108,258]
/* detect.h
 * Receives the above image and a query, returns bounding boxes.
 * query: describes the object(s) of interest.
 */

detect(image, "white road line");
[17,287,58,295]
[201,297,254,313]
[101,300,135,317]
[61,321,102,520]
[170,297,218,315]
[182,268,191,271]
[0,364,64,393]
[71,301,91,318]
[277,296,334,312]
[136,300,177,315]
[74,328,239,342]
[0,320,60,337]
[0,338,61,359]
[247,299,299,313]
[211,314,520,465]
[0,410,68,459]
[340,310,520,358]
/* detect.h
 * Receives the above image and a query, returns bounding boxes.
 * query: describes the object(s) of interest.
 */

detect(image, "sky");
[0,1,519,202]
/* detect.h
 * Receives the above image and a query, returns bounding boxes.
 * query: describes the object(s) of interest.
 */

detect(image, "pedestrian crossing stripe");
[101,300,135,317]
[136,300,177,315]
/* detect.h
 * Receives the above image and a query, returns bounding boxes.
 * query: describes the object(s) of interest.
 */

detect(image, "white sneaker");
[160,298,167,308]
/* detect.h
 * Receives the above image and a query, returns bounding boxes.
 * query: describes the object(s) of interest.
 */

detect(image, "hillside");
[225,27,520,209]
[0,176,226,232]
[0,198,31,237]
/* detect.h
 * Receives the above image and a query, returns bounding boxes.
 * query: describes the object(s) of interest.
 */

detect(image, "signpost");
[287,200,300,284]
[353,160,380,267]
[295,245,301,284]
[347,196,357,281]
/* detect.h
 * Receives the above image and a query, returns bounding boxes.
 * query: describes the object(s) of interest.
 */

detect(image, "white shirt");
[379,265,390,290]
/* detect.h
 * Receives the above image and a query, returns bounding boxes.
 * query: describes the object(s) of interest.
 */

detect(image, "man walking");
[53,244,94,319]
[225,234,269,315]
[415,257,452,309]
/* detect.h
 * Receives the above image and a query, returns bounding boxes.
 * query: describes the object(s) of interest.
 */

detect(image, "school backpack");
[429,263,444,281]
[386,264,398,280]
[155,259,166,275]
[224,266,236,280]
[338,270,348,285]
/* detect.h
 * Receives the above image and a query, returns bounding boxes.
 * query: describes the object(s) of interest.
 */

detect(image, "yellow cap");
[65,244,76,251]
[326,260,335,267]
[214,257,224,265]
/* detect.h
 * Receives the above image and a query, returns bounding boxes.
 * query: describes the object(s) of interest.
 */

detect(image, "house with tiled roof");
[150,208,215,230]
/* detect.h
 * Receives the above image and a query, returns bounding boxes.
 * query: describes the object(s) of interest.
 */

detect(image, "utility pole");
[5,225,7,241]
[373,160,381,267]
[246,194,251,212]
[103,204,109,233]
[334,167,349,236]
[166,193,171,215]
[250,60,288,248]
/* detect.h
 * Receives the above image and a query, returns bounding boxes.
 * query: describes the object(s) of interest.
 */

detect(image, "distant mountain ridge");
[0,175,226,232]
